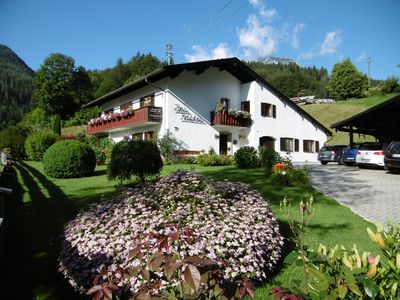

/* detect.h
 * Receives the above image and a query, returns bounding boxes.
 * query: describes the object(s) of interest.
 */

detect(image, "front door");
[219,134,228,155]
[259,136,275,150]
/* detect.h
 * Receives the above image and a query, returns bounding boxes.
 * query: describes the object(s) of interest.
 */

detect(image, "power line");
[190,0,236,35]
[194,0,250,41]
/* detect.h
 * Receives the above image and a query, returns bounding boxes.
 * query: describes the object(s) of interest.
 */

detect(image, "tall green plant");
[157,129,182,162]
[51,114,61,135]
[25,130,58,161]
[259,146,280,176]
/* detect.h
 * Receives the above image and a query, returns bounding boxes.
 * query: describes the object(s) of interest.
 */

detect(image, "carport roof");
[331,95,400,142]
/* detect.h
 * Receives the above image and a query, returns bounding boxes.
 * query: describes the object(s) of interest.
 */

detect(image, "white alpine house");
[85,58,331,163]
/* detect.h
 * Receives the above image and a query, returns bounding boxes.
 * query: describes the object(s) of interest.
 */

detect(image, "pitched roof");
[331,94,400,142]
[84,57,331,135]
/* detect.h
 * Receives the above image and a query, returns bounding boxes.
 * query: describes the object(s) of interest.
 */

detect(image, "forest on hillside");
[0,45,34,129]
[1,43,398,130]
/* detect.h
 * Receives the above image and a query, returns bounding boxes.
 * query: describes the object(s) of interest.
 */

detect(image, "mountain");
[262,56,297,65]
[0,44,34,129]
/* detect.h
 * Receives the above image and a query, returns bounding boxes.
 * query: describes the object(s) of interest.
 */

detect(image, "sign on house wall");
[148,107,162,122]
[174,104,205,124]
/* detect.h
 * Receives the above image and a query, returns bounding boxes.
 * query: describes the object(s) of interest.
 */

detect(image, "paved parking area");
[309,164,400,224]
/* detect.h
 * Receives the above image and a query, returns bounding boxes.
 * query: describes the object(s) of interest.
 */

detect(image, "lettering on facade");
[174,104,205,124]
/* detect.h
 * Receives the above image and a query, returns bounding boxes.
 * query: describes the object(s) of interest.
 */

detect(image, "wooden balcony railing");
[210,111,251,128]
[87,106,162,134]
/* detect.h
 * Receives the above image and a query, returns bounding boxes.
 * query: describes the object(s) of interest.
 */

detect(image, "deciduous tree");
[327,59,368,99]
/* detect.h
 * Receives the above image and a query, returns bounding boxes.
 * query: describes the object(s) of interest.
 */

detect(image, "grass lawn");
[2,161,378,299]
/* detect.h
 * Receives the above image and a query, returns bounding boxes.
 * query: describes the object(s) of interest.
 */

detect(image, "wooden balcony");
[210,111,251,128]
[87,106,162,134]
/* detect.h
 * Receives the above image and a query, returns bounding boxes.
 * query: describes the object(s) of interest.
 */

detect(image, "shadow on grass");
[1,162,81,299]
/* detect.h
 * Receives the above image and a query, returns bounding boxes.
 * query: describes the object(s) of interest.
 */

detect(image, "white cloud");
[356,51,368,62]
[238,14,278,60]
[291,23,305,49]
[320,31,342,55]
[299,30,342,60]
[184,0,307,62]
[184,43,233,62]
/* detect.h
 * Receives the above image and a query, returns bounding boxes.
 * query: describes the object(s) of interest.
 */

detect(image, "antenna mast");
[166,43,173,65]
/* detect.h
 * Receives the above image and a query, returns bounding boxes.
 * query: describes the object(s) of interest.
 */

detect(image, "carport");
[331,95,400,144]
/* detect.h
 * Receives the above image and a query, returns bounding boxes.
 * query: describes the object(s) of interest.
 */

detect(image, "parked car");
[341,143,361,165]
[317,145,347,165]
[356,142,385,168]
[384,141,400,173]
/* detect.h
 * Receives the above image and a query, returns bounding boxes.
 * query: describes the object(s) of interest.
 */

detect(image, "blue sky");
[1,0,399,79]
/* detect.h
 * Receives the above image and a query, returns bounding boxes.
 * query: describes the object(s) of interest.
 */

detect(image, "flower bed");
[59,171,284,296]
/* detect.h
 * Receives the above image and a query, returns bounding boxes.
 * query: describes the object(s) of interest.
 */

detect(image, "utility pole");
[166,43,173,65]
[367,57,372,87]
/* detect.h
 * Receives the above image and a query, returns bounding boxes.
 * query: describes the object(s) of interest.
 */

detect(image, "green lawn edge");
[2,162,379,299]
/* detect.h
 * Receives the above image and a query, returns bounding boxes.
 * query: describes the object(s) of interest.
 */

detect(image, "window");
[295,139,299,152]
[120,102,132,111]
[315,141,320,152]
[219,98,230,110]
[132,133,142,141]
[241,101,250,112]
[303,140,315,153]
[144,131,154,141]
[261,103,276,118]
[140,94,155,108]
[280,138,294,152]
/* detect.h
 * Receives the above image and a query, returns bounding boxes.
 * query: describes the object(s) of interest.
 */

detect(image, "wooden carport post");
[349,126,354,145]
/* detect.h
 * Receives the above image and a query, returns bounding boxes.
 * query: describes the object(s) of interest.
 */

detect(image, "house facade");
[85,58,331,163]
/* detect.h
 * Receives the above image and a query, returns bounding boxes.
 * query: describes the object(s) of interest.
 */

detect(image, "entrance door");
[219,134,228,155]
[259,136,275,150]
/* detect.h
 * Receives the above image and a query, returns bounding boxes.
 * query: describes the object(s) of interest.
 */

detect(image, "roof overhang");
[331,95,400,142]
[84,57,332,136]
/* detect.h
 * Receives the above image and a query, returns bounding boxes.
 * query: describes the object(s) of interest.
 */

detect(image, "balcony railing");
[87,106,162,134]
[210,111,251,128]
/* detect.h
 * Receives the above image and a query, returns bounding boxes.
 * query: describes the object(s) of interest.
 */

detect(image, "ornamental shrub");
[0,125,30,160]
[84,135,114,165]
[59,170,284,297]
[259,146,281,176]
[43,140,96,178]
[108,140,163,182]
[25,130,58,161]
[234,146,259,168]
[271,162,310,186]
[196,154,233,166]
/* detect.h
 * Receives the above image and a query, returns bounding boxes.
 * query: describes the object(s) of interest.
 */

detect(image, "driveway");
[309,164,400,224]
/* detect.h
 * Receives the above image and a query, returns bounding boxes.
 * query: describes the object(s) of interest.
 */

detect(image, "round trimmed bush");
[25,130,58,161]
[58,171,284,296]
[234,146,260,168]
[108,140,163,182]
[43,140,96,178]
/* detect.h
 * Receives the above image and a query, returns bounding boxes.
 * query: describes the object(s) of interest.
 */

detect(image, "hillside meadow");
[302,93,399,145]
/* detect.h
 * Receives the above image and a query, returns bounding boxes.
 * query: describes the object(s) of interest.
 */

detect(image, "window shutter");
[272,105,276,118]
[315,141,320,152]
[280,138,284,151]
[295,139,299,152]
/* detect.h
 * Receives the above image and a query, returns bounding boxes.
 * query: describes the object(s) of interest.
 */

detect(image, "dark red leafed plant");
[86,268,123,300]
